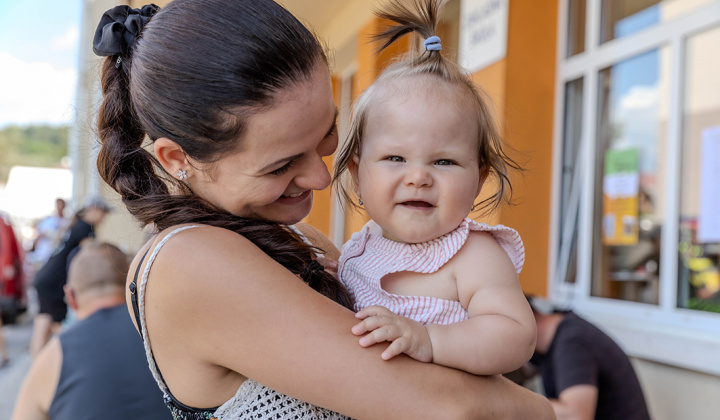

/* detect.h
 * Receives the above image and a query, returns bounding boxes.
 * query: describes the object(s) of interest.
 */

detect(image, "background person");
[27,198,70,273]
[528,295,651,420]
[1,213,25,326]
[29,197,111,356]
[1,212,24,366]
[91,1,553,418]
[12,241,172,420]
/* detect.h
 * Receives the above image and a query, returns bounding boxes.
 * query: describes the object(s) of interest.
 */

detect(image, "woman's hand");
[352,305,433,362]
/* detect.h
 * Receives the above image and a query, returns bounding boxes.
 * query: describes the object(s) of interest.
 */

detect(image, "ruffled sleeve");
[466,219,525,273]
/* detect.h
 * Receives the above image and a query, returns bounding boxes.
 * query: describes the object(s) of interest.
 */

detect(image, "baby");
[333,0,536,375]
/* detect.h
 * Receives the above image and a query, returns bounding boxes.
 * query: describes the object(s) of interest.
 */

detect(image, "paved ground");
[0,313,33,420]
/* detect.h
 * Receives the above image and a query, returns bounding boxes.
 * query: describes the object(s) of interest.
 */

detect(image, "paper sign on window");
[698,127,720,243]
[602,148,639,245]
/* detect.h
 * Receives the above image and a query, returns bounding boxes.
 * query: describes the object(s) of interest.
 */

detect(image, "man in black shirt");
[528,297,652,420]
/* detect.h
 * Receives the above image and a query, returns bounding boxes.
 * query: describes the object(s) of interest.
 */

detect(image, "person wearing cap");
[527,296,651,420]
[29,196,111,357]
[12,241,171,420]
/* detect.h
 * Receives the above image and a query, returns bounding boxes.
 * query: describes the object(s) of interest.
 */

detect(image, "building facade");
[75,0,720,417]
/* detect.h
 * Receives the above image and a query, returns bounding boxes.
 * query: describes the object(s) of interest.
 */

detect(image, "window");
[553,0,720,374]
[592,49,666,305]
[557,78,584,284]
[677,25,720,314]
[567,0,586,57]
[601,0,716,43]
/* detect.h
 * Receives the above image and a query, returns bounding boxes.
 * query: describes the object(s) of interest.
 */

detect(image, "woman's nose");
[297,154,332,191]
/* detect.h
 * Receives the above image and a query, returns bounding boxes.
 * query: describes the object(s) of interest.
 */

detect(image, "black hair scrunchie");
[92,4,160,58]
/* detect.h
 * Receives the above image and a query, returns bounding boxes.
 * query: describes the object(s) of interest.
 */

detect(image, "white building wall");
[634,358,720,420]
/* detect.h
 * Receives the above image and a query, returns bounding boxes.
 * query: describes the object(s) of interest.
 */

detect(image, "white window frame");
[549,0,720,376]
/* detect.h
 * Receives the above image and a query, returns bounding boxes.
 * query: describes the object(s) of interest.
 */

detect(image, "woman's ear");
[154,138,190,179]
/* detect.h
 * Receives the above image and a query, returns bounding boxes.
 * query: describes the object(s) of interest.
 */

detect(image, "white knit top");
[338,218,525,325]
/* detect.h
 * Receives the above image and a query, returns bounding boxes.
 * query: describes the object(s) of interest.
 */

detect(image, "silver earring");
[176,169,187,181]
[358,197,364,206]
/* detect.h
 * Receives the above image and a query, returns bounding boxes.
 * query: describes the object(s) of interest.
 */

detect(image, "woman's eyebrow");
[258,153,304,173]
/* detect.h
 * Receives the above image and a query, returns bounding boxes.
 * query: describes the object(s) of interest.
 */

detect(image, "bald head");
[67,242,129,299]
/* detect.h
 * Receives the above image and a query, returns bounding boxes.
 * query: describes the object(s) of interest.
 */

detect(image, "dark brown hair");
[96,0,352,309]
[333,0,522,216]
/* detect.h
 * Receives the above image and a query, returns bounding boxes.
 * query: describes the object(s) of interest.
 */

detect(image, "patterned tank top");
[338,218,525,325]
[135,225,351,420]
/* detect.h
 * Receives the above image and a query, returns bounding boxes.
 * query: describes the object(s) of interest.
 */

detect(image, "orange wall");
[301,75,342,236]
[470,59,507,227]
[497,0,558,296]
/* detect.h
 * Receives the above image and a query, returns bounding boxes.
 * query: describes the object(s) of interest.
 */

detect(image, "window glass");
[677,25,720,314]
[601,0,715,43]
[558,78,584,283]
[592,48,667,304]
[567,0,586,57]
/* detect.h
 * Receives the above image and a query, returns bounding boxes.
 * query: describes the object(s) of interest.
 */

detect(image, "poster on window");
[459,0,508,73]
[602,148,639,246]
[698,127,720,243]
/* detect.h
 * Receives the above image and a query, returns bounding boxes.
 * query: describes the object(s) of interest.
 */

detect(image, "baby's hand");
[352,305,433,362]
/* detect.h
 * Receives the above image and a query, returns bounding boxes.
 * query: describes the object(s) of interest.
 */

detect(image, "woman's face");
[189,65,338,225]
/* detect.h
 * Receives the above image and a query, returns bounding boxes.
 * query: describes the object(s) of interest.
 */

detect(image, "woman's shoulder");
[128,223,266,288]
[150,223,258,252]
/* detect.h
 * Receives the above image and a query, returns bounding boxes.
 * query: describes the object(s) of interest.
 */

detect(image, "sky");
[0,0,82,128]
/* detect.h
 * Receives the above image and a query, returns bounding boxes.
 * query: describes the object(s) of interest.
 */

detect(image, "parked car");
[0,214,26,324]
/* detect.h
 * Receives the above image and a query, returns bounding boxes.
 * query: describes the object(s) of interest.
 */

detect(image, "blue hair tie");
[424,35,442,52]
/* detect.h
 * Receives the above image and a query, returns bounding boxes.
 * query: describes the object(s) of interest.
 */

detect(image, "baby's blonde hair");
[333,0,521,215]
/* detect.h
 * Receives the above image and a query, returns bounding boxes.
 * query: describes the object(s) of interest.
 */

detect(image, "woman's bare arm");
[141,226,553,419]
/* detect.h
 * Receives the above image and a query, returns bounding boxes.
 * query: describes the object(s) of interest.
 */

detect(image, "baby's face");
[352,78,483,244]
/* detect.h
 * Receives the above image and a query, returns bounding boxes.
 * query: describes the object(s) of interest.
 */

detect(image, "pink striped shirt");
[338,218,525,325]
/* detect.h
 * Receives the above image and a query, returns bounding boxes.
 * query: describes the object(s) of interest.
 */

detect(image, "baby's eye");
[435,159,457,166]
[384,156,405,163]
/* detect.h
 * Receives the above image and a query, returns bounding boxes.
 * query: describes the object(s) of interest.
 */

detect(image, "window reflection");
[567,0,586,57]
[601,0,714,43]
[592,49,666,304]
[678,25,720,314]
[558,79,584,284]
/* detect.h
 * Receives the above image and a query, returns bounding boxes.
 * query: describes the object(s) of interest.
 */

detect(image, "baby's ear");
[477,168,490,195]
[349,155,361,191]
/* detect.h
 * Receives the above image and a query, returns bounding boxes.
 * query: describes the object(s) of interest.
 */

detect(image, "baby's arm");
[426,230,536,375]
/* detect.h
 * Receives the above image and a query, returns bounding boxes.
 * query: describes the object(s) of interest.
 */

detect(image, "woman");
[93,1,553,418]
